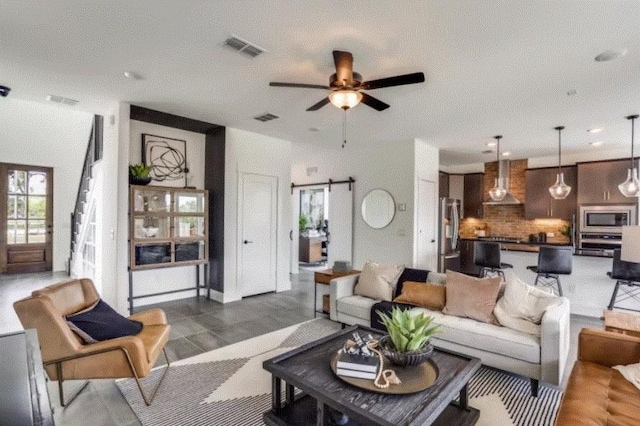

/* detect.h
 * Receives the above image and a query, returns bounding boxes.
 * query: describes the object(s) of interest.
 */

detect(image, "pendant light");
[618,114,640,197]
[488,135,507,201]
[549,126,572,199]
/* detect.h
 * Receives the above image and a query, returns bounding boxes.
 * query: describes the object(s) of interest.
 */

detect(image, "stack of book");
[336,352,380,380]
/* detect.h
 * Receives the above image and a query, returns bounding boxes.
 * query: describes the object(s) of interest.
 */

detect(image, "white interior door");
[239,173,277,297]
[416,179,437,270]
[327,184,353,267]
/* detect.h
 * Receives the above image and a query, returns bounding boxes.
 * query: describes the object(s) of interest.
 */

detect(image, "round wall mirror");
[361,189,396,229]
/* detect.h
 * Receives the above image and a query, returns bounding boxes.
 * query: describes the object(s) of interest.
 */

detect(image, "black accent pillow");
[370,301,414,331]
[394,267,430,298]
[66,299,143,343]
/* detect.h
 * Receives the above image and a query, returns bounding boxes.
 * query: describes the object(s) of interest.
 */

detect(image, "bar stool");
[607,249,640,312]
[474,241,512,280]
[526,246,572,296]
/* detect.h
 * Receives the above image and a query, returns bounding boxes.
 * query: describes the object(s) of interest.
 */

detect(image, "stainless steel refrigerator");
[438,198,461,273]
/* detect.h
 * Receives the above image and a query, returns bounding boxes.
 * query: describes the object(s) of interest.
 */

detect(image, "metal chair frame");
[608,280,640,312]
[533,272,563,296]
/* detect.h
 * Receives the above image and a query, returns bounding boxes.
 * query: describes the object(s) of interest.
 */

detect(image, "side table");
[313,269,360,317]
[604,309,640,338]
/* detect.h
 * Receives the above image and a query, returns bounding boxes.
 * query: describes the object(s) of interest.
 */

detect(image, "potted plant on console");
[129,163,153,185]
[377,306,441,367]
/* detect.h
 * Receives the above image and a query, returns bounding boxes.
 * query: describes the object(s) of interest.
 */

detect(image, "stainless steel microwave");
[579,205,638,234]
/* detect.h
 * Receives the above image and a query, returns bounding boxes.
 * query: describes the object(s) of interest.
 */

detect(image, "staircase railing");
[68,115,103,274]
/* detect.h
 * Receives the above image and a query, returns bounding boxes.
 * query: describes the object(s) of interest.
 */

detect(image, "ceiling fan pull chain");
[342,108,347,148]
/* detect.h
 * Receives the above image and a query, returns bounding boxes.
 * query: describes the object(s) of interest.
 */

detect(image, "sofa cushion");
[556,361,640,425]
[354,261,404,301]
[411,307,541,363]
[393,281,446,311]
[494,271,563,336]
[337,295,380,320]
[394,267,429,298]
[443,271,502,324]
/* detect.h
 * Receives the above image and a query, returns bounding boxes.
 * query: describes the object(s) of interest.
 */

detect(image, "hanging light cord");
[342,108,347,148]
[558,127,562,174]
[631,116,636,170]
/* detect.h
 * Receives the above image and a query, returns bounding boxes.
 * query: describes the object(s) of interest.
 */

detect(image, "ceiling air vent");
[254,113,279,122]
[46,95,79,106]
[224,35,266,58]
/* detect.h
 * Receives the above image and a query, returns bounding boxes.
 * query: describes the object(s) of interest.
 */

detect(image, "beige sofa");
[329,271,571,396]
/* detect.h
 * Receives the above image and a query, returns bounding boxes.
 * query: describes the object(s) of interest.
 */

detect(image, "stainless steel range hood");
[483,160,523,205]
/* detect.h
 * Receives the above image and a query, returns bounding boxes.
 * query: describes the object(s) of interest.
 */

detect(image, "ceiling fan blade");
[360,93,390,111]
[306,97,330,111]
[270,82,330,90]
[333,51,354,85]
[361,72,425,90]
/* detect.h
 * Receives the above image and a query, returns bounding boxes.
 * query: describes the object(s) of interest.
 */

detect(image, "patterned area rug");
[117,319,562,426]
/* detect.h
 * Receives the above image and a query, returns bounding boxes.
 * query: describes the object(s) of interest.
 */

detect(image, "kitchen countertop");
[460,237,572,246]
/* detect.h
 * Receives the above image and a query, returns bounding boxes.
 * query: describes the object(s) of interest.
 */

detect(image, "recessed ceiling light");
[486,141,496,147]
[566,89,578,96]
[502,151,511,157]
[124,71,143,80]
[590,141,603,147]
[595,48,628,62]
[588,128,603,134]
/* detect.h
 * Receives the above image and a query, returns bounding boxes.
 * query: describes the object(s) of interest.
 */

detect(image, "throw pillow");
[394,267,430,297]
[494,271,563,335]
[393,281,446,311]
[443,270,502,323]
[354,261,404,301]
[613,363,640,391]
[66,299,143,343]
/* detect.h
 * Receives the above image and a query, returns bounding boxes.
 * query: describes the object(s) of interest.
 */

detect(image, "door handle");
[243,240,253,244]
[289,230,293,241]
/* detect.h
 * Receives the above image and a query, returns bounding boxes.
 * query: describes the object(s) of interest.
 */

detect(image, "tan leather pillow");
[443,270,502,323]
[393,281,446,311]
[354,261,404,301]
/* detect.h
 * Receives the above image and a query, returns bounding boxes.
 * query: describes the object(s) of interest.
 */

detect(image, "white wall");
[223,128,292,302]
[125,120,206,307]
[0,98,93,271]
[292,139,420,268]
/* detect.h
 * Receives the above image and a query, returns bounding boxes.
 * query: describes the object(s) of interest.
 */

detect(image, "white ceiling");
[1,0,640,166]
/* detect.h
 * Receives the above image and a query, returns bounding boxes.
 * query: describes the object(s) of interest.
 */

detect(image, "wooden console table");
[313,269,360,317]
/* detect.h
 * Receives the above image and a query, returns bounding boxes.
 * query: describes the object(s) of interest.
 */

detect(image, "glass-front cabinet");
[129,185,209,269]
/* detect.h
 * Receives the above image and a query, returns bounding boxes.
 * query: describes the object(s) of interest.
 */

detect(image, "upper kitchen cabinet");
[439,171,449,199]
[463,173,484,218]
[525,166,577,220]
[577,159,631,205]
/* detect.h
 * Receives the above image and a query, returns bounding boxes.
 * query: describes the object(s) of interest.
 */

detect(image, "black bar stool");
[474,241,512,280]
[526,246,572,296]
[607,249,640,312]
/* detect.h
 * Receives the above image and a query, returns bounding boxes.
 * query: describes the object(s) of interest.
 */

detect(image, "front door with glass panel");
[0,164,53,273]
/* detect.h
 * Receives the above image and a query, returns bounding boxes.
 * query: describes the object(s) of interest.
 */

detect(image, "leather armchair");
[13,278,171,406]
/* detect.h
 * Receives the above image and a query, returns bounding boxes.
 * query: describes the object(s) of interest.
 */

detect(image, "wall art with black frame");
[142,133,189,187]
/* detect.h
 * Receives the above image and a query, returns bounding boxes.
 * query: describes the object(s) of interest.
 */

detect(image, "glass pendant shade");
[489,177,507,201]
[618,167,640,197]
[329,90,363,109]
[549,126,571,200]
[549,172,572,199]
[488,135,507,201]
[619,115,640,198]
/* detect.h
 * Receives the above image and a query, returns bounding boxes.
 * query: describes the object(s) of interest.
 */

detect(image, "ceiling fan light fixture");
[329,90,362,110]
[619,115,640,197]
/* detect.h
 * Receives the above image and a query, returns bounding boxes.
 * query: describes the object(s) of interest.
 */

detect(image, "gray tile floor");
[1,270,603,425]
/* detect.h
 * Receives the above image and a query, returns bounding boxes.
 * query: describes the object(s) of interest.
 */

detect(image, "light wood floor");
[1,270,602,425]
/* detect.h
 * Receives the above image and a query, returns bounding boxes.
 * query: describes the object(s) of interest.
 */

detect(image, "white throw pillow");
[353,261,404,301]
[493,270,563,335]
[613,363,640,391]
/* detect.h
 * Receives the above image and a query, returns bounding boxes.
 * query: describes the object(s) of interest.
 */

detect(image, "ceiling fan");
[269,50,425,111]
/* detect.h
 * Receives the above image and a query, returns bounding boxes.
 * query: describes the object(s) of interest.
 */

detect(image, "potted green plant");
[299,214,309,232]
[376,306,441,367]
[129,163,153,185]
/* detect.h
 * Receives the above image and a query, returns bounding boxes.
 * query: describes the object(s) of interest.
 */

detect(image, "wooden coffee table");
[263,325,481,426]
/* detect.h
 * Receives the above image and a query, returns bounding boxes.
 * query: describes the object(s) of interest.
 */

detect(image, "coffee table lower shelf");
[263,393,479,426]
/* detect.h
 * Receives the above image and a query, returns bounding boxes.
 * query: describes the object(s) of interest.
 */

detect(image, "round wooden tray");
[330,352,439,394]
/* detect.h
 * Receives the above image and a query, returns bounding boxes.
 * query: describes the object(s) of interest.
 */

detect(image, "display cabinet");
[128,185,209,311]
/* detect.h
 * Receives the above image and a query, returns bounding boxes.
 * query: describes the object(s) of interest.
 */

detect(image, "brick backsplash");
[459,159,571,243]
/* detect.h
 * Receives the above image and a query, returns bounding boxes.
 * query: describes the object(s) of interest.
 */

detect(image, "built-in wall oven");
[578,204,638,255]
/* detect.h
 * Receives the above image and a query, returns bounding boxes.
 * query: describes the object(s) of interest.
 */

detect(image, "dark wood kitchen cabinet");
[577,159,632,205]
[439,171,449,199]
[463,173,484,218]
[525,166,577,220]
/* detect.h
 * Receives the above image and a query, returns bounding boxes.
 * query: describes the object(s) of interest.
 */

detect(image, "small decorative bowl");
[379,336,434,367]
